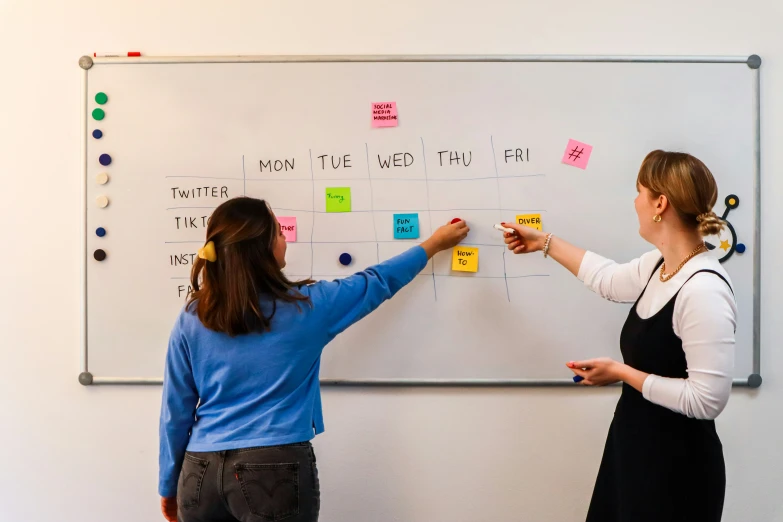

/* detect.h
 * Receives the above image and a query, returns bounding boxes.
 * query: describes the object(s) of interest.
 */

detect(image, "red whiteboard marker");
[93,52,141,57]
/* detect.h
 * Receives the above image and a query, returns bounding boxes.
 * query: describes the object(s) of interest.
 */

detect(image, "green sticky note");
[326,187,351,212]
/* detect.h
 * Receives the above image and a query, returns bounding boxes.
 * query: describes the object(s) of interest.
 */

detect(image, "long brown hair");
[637,150,725,236]
[187,197,313,336]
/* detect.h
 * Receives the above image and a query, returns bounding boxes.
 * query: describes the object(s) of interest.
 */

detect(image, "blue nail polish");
[573,376,584,383]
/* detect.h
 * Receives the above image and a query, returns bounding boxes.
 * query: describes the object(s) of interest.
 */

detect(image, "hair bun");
[696,211,725,236]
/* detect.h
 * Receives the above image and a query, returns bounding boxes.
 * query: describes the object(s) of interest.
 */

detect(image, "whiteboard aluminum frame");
[78,54,762,387]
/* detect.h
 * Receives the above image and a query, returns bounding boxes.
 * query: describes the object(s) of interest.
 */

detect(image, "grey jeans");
[177,442,320,522]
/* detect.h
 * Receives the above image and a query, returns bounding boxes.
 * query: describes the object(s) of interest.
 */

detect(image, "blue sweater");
[158,245,428,497]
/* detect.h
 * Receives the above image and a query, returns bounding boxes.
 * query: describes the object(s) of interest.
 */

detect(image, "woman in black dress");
[503,150,737,522]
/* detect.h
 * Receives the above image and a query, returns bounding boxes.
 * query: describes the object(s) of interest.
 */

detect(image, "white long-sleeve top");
[577,249,737,420]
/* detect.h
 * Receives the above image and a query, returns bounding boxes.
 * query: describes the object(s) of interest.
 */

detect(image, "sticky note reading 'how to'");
[561,139,593,170]
[278,217,297,242]
[393,213,419,239]
[371,102,398,128]
[451,247,479,273]
[325,187,351,212]
[516,213,542,231]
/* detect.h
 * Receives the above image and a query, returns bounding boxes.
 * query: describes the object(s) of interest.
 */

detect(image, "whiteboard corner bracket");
[79,55,94,70]
[747,373,762,388]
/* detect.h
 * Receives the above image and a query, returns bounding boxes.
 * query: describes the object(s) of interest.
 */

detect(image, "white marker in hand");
[494,223,515,234]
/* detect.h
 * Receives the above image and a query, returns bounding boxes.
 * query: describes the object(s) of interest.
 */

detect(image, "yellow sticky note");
[516,213,542,230]
[451,247,479,272]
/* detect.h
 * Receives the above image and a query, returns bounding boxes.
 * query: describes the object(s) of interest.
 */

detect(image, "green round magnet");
[92,108,105,121]
[95,92,108,105]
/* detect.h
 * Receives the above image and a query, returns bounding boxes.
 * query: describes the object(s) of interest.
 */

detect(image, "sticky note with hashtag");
[561,139,593,170]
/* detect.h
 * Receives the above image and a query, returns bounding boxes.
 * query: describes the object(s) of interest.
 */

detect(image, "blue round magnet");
[96,227,106,237]
[339,253,352,266]
[736,243,746,254]
[99,154,112,166]
[92,129,103,139]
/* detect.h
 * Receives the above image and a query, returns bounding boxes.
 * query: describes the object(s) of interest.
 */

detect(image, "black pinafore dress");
[586,259,732,522]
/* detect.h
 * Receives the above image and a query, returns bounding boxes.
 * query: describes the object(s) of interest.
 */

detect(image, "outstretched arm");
[502,221,660,303]
[312,220,470,340]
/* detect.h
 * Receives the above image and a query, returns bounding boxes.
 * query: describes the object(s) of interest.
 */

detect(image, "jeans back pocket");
[235,462,299,521]
[178,454,209,510]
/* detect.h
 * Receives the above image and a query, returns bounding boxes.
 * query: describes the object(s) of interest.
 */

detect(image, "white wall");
[1,1,781,520]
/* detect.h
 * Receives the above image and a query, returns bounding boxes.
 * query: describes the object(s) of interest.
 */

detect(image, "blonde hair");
[637,150,725,236]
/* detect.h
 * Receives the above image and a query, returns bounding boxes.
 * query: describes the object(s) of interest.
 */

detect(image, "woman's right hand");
[421,220,470,258]
[161,496,177,522]
[502,222,548,254]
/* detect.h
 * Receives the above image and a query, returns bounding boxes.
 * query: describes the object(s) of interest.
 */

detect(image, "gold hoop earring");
[653,214,662,223]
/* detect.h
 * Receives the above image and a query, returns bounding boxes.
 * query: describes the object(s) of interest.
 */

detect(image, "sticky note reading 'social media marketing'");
[325,187,351,212]
[278,217,297,242]
[451,247,479,272]
[393,213,419,239]
[371,102,398,128]
[516,213,542,231]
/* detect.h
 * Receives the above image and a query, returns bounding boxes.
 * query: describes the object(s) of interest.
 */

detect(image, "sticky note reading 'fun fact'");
[516,213,542,231]
[393,213,419,239]
[325,187,351,212]
[561,139,593,170]
[371,102,398,128]
[278,217,297,242]
[451,247,479,272]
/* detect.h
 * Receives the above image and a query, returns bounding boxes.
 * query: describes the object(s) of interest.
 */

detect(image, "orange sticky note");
[451,247,479,272]
[516,213,542,231]
[371,102,398,128]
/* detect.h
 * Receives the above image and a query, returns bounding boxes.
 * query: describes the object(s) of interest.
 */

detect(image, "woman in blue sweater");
[159,196,469,522]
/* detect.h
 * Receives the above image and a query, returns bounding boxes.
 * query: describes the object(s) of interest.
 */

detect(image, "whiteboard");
[79,55,761,386]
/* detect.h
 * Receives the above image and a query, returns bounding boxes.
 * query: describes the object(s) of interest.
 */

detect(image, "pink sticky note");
[561,139,593,170]
[371,101,398,128]
[278,217,297,242]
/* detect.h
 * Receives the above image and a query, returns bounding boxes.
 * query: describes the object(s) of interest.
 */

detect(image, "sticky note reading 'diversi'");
[452,247,479,272]
[516,213,542,231]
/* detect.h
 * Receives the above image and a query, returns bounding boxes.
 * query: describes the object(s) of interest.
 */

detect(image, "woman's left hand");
[161,496,177,522]
[567,358,624,386]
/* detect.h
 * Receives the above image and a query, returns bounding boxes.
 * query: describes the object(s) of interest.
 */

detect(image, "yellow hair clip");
[197,241,217,262]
